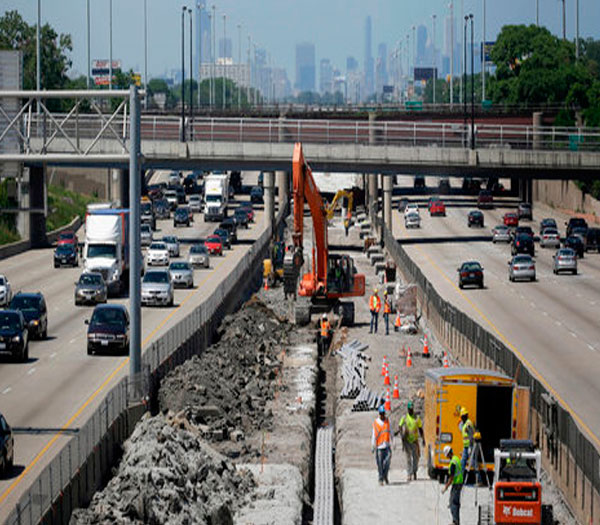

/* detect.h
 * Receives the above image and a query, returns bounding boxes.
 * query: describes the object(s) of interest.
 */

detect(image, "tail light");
[529,265,535,270]
[461,272,468,278]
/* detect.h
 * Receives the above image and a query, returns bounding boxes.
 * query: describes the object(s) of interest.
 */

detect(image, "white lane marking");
[49,352,57,359]
[2,387,11,395]
[576,293,582,298]
[530,302,535,308]
[542,311,548,316]
[555,320,562,326]
[588,344,596,352]
[591,301,597,306]
[27,368,36,375]
[571,332,578,339]
[69,337,77,344]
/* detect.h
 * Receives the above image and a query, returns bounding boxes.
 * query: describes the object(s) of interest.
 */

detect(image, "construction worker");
[382,291,392,335]
[319,313,332,354]
[458,406,483,485]
[371,404,394,485]
[442,445,463,525]
[396,400,425,482]
[369,288,381,334]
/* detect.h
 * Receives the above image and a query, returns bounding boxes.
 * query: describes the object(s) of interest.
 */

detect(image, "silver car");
[0,274,12,307]
[553,248,577,275]
[74,272,107,306]
[188,194,202,213]
[162,235,180,257]
[169,261,194,288]
[140,224,153,247]
[508,255,536,282]
[492,225,511,243]
[141,270,174,306]
[404,211,421,229]
[188,244,210,268]
[540,228,560,248]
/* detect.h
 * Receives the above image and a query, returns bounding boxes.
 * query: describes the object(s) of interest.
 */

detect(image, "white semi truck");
[203,173,229,222]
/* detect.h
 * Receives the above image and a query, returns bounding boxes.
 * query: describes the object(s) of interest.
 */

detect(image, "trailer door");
[514,386,530,439]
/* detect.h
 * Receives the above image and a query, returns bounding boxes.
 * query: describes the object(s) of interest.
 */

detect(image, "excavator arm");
[325,190,354,221]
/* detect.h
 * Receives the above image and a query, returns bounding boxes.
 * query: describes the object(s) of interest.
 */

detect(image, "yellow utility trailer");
[424,367,530,480]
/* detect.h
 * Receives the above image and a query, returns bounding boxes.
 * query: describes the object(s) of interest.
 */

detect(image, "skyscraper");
[417,25,428,66]
[320,59,334,94]
[364,16,374,98]
[219,37,233,60]
[376,42,388,94]
[195,5,211,65]
[295,42,316,92]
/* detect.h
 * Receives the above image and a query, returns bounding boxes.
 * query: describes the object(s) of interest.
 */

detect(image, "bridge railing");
[18,114,600,152]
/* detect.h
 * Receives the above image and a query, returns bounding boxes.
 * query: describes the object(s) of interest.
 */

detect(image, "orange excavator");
[283,143,365,325]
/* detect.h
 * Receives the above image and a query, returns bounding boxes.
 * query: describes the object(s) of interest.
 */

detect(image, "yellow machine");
[424,367,530,480]
[325,190,354,221]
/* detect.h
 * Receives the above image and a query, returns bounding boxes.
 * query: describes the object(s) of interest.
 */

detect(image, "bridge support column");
[532,112,542,151]
[120,169,130,209]
[368,173,378,222]
[383,175,393,234]
[29,165,47,247]
[276,170,288,214]
[16,167,30,240]
[264,171,275,235]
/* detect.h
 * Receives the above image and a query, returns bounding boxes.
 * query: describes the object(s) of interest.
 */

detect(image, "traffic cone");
[381,356,387,376]
[392,375,400,399]
[384,368,391,386]
[384,388,391,411]
[263,277,269,291]
[443,351,450,368]
[422,335,430,358]
[394,313,402,331]
[406,348,413,368]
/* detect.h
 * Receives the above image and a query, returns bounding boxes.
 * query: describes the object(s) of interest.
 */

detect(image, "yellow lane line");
[413,244,600,450]
[0,249,234,505]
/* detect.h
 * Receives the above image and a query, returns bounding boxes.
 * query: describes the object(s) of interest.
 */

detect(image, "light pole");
[36,0,41,113]
[412,25,416,71]
[222,14,226,110]
[460,0,464,104]
[482,0,486,101]
[450,1,454,107]
[561,0,566,40]
[463,15,468,132]
[109,0,113,90]
[212,5,216,108]
[432,14,437,105]
[238,23,242,109]
[536,0,539,26]
[197,3,203,108]
[247,35,251,106]
[576,0,580,59]
[189,8,193,138]
[207,12,212,107]
[86,0,90,89]
[181,6,186,141]
[144,0,148,108]
[469,14,475,149]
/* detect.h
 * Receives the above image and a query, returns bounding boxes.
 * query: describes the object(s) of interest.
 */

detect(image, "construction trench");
[69,214,576,525]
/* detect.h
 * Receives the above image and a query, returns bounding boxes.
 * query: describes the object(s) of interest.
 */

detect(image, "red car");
[205,235,223,256]
[239,205,254,222]
[503,212,519,227]
[429,200,446,216]
[57,230,77,247]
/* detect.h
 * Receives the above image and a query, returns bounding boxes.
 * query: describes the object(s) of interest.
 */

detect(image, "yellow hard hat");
[460,407,469,417]
[384,290,388,295]
[374,288,379,294]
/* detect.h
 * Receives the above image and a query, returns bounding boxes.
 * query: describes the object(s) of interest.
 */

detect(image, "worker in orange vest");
[371,404,394,485]
[383,291,392,335]
[369,288,382,334]
[318,313,332,354]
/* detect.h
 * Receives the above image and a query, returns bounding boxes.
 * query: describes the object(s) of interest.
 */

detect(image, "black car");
[398,198,409,212]
[571,226,588,242]
[512,233,535,256]
[140,201,156,229]
[585,227,600,252]
[175,186,186,204]
[0,310,29,362]
[457,261,484,289]
[213,228,232,249]
[539,218,557,232]
[10,292,48,339]
[566,217,588,238]
[413,175,425,189]
[233,208,250,228]
[173,206,190,227]
[467,210,484,227]
[512,225,534,240]
[564,236,585,258]
[0,412,14,475]
[53,244,78,268]
[250,186,264,204]
[518,202,532,220]
[86,304,130,355]
[153,198,170,219]
[219,218,238,243]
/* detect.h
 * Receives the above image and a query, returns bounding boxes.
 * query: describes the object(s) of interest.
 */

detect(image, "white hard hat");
[322,313,327,319]
[443,445,452,457]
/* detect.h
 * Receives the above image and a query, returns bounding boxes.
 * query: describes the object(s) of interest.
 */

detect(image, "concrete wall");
[49,167,112,200]
[534,179,600,224]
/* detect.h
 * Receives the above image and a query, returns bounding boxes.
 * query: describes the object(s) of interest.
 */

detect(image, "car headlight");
[12,335,20,342]
[31,320,39,326]
[115,334,126,340]
[87,333,94,339]
[95,289,102,295]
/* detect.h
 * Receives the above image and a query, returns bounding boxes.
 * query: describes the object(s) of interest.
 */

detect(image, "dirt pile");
[158,297,291,457]
[70,413,255,525]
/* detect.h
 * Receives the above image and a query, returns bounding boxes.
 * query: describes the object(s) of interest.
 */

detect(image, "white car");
[146,242,170,266]
[161,236,180,257]
[164,190,178,210]
[0,274,11,306]
[140,224,153,247]
[189,194,202,213]
[404,211,421,229]
[540,228,560,248]
[404,203,419,216]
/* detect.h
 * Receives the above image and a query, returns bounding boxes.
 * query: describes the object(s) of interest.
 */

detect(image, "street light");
[197,3,203,108]
[449,1,454,107]
[86,0,90,89]
[222,14,227,110]
[207,12,212,107]
[212,5,216,109]
[189,8,193,138]
[432,14,437,106]
[482,0,486,101]
[181,6,186,141]
[144,0,148,108]
[469,14,475,150]
[238,23,242,109]
[463,15,468,133]
[109,0,112,90]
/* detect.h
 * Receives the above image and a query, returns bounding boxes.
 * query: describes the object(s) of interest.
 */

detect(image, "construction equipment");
[284,143,365,326]
[325,189,354,221]
[477,440,553,525]
[424,367,530,481]
[263,240,285,286]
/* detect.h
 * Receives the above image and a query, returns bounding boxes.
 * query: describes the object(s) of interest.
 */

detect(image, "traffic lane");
[0,207,265,511]
[393,210,600,443]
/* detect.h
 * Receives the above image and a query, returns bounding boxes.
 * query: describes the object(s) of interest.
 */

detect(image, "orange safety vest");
[369,294,381,313]
[320,320,331,337]
[394,313,402,327]
[373,418,391,447]
[383,299,391,314]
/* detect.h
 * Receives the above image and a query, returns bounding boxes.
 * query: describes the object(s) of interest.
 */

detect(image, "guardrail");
[18,114,600,152]
[6,204,288,525]
[380,220,599,524]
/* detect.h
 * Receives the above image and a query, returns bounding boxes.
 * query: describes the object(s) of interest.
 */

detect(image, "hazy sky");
[3,0,599,82]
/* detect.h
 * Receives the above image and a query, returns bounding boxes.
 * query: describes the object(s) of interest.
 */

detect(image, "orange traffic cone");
[384,388,391,411]
[406,348,413,368]
[443,351,450,368]
[264,277,269,291]
[392,375,400,399]
[422,335,430,358]
[381,356,387,376]
[394,313,402,331]
[384,368,391,386]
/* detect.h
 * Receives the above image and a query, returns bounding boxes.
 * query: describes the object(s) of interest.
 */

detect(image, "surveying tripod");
[466,434,490,505]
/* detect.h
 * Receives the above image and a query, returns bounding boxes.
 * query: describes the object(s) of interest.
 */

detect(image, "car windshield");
[141,225,151,233]
[189,196,200,202]
[91,308,125,326]
[558,249,575,257]
[11,296,40,312]
[175,208,187,216]
[214,229,227,236]
[190,245,207,254]
[572,227,587,234]
[143,271,169,284]
[543,229,558,235]
[56,245,73,254]
[59,232,74,240]
[0,312,20,331]
[567,237,581,244]
[165,191,176,198]
[87,244,116,258]
[79,274,103,285]
[149,243,167,251]
[495,225,508,231]
[0,276,5,286]
[141,203,152,213]
[162,236,176,244]
[207,236,220,243]
[205,195,221,203]
[170,262,190,270]
[234,209,245,216]
[513,256,531,264]
[520,203,531,209]
[461,262,481,271]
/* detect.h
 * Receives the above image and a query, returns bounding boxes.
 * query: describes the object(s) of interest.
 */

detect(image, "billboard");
[481,41,495,63]
[414,67,437,81]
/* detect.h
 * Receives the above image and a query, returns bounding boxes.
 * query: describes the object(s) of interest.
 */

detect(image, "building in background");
[320,58,333,94]
[219,37,232,60]
[364,16,374,99]
[295,42,316,92]
[417,25,428,66]
[195,6,211,67]
[375,43,388,96]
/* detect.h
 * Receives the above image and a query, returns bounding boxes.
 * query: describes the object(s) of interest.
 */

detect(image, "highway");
[0,172,265,518]
[392,181,600,447]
